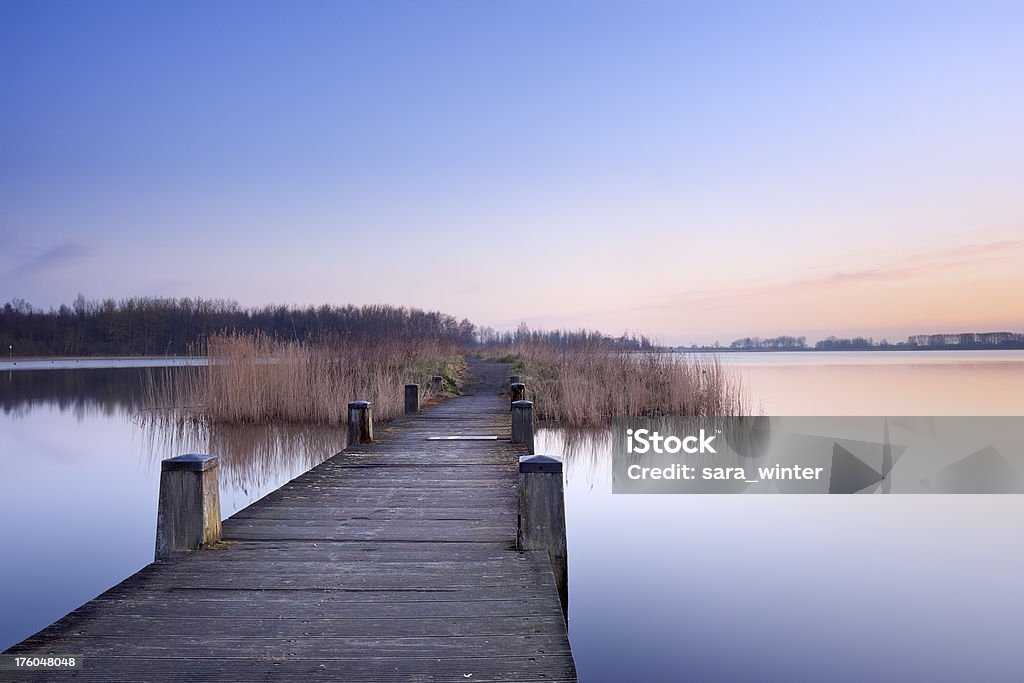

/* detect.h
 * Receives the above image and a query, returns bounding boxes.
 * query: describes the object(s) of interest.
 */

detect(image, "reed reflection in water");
[537,427,612,491]
[134,415,345,513]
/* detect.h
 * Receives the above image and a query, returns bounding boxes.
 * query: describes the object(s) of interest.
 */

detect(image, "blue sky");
[2,1,1022,344]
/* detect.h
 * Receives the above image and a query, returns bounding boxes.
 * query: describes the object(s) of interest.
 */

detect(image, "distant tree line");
[704,332,1024,352]
[476,323,656,351]
[813,333,1024,350]
[813,336,879,350]
[730,335,808,350]
[0,296,476,357]
[905,332,1024,349]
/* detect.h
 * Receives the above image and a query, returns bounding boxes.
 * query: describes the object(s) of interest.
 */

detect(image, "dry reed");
[145,332,465,426]
[486,344,748,427]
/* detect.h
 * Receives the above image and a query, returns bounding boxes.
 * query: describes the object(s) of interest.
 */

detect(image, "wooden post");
[404,383,420,413]
[518,455,568,618]
[155,454,221,560]
[512,399,534,455]
[509,374,521,385]
[510,382,526,410]
[431,375,443,393]
[347,400,373,447]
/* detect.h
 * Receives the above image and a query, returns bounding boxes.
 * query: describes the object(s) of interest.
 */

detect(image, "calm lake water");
[2,352,1023,681]
[715,350,1024,416]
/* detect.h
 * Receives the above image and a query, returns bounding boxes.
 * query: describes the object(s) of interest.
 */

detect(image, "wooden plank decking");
[4,360,577,682]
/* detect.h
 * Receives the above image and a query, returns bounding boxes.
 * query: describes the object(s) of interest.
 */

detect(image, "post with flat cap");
[404,383,420,414]
[155,454,221,561]
[510,382,526,410]
[518,455,568,618]
[347,400,373,448]
[511,399,534,455]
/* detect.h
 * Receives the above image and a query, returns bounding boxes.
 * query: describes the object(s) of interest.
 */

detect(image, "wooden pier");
[4,360,576,681]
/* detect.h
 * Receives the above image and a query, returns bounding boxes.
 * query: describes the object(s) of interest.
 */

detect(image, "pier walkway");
[4,360,576,682]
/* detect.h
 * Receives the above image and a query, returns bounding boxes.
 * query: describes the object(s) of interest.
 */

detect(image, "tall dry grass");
[487,344,748,427]
[145,332,465,425]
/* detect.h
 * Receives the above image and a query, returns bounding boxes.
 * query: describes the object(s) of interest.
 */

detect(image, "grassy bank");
[486,344,747,426]
[146,332,465,425]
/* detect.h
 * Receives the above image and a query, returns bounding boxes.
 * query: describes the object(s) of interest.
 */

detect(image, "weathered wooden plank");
[163,558,539,573]
[292,463,519,475]
[80,574,561,605]
[259,491,516,505]
[56,596,565,620]
[230,507,517,520]
[152,541,524,562]
[144,568,538,585]
[30,615,568,639]
[282,473,519,485]
[274,482,517,492]
[221,518,515,532]
[14,634,574,659]
[221,522,515,534]
[221,528,515,543]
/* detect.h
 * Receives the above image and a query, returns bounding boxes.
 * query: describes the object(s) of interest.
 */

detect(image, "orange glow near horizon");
[507,237,1024,345]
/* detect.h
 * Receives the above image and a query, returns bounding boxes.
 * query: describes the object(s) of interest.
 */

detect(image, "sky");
[1,0,1022,345]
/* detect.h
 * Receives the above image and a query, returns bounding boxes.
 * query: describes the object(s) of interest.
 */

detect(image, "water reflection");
[134,416,343,501]
[0,367,163,419]
[0,365,342,499]
[721,350,1024,415]
[538,428,611,490]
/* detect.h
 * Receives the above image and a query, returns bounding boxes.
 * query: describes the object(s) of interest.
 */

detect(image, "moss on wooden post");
[512,399,534,455]
[518,454,568,618]
[404,383,420,414]
[155,454,221,560]
[347,400,373,448]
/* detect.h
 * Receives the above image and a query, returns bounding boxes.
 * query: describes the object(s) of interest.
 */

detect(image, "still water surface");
[1,352,1023,681]
[715,350,1024,415]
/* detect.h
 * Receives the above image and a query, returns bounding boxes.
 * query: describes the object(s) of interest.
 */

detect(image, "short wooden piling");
[347,400,373,447]
[518,454,568,618]
[431,375,443,393]
[404,383,420,413]
[512,399,535,455]
[155,454,221,560]
[511,382,526,409]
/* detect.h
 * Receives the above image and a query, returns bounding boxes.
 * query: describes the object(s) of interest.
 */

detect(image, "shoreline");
[0,357,208,371]
[4,348,1024,372]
